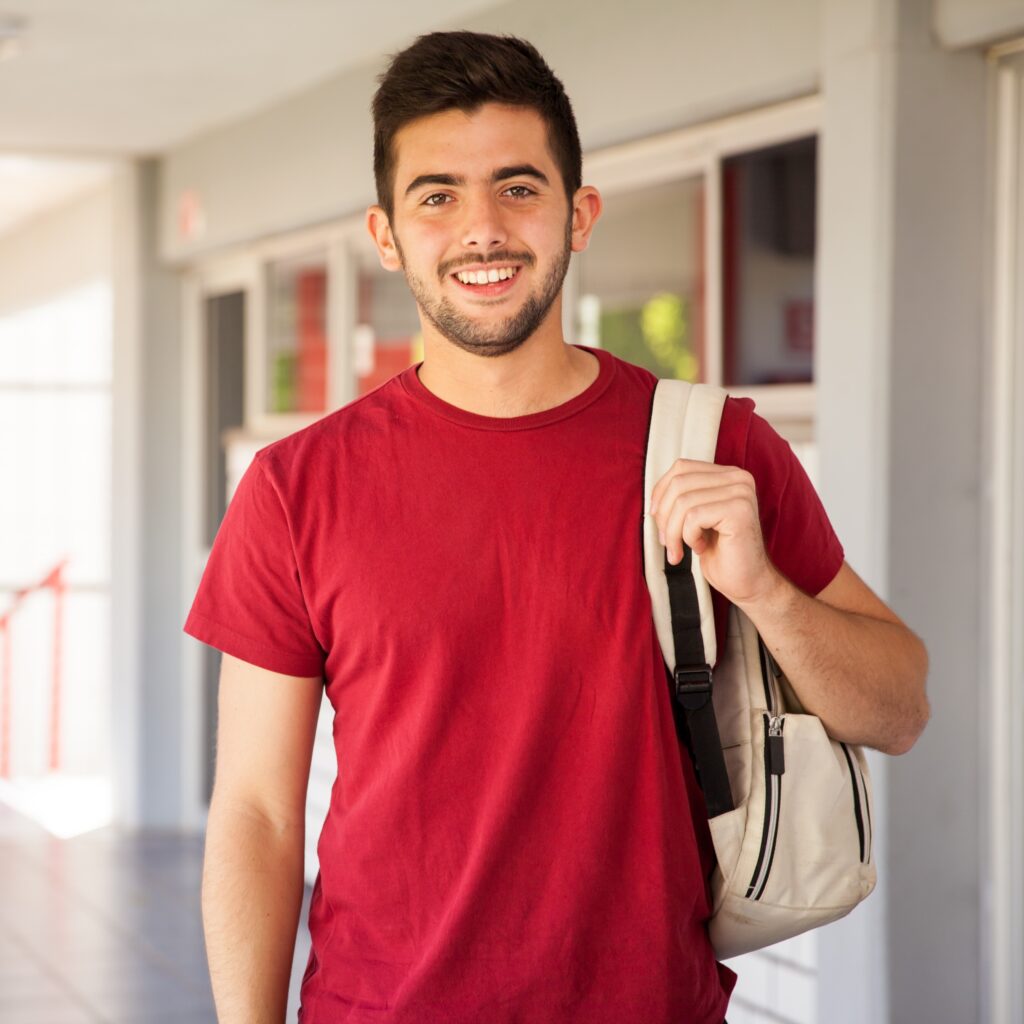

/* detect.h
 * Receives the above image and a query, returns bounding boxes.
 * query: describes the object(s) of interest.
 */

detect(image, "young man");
[185,31,930,1024]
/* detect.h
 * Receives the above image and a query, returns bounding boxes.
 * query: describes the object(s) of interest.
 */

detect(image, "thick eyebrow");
[403,164,550,198]
[404,173,464,197]
[492,164,550,187]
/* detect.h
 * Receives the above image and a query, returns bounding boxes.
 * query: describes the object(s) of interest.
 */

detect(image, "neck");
[415,322,600,419]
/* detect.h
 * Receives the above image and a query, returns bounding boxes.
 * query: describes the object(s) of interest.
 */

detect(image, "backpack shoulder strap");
[644,379,734,817]
[643,380,726,668]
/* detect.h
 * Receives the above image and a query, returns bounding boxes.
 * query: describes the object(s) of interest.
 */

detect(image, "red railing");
[0,558,68,778]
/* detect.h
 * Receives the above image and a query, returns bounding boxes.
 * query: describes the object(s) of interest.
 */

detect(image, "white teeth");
[456,267,518,285]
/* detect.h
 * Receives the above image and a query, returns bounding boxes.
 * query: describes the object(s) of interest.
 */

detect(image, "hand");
[648,458,781,607]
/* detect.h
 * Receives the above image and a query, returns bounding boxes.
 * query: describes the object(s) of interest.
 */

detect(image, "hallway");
[0,800,313,1023]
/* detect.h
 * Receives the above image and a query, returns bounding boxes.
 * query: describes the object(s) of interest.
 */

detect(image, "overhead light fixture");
[0,13,28,63]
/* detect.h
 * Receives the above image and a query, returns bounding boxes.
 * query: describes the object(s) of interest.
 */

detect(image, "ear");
[569,186,603,254]
[366,205,402,271]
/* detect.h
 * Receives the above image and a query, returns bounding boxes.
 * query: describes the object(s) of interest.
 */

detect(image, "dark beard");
[394,218,573,358]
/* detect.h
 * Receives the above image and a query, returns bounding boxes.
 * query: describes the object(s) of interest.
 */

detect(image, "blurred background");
[0,0,1021,1021]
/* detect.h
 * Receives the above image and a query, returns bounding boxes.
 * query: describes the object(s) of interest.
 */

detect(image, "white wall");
[935,0,1024,48]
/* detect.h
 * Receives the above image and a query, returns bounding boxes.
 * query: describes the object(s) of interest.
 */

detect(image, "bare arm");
[202,652,324,1024]
[736,560,929,755]
[649,459,930,757]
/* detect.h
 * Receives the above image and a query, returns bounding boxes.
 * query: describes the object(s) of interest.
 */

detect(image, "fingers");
[648,458,705,513]
[648,461,758,565]
[663,492,754,564]
[648,459,753,515]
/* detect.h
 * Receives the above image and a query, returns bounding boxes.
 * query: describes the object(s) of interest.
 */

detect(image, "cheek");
[405,218,451,256]
[527,216,570,256]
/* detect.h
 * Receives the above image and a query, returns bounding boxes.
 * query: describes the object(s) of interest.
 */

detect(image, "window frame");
[578,93,822,440]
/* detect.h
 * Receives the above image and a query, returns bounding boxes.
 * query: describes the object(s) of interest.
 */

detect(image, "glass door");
[182,256,259,820]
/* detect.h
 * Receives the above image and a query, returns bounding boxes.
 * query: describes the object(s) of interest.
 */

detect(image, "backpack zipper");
[758,641,872,867]
[746,714,785,900]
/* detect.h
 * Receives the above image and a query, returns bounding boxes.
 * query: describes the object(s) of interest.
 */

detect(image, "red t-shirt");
[184,344,843,1024]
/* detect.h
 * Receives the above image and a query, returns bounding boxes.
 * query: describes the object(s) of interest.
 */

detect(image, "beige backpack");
[643,379,877,959]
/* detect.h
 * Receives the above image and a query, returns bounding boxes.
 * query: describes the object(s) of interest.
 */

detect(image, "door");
[182,260,258,824]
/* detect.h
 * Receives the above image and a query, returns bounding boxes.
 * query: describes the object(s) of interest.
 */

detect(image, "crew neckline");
[398,344,616,431]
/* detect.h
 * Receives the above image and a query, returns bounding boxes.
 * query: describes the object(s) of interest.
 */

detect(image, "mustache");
[438,252,535,278]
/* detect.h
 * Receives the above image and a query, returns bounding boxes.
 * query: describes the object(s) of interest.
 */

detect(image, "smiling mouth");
[449,264,522,297]
[452,265,521,285]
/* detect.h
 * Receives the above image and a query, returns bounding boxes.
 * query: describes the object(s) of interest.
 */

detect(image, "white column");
[817,0,989,1020]
[816,2,898,1020]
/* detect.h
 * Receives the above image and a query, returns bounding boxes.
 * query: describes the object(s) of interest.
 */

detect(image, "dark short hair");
[371,31,582,220]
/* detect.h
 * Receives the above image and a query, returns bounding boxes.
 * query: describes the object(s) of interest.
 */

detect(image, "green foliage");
[596,292,697,382]
[271,351,296,413]
[641,293,698,382]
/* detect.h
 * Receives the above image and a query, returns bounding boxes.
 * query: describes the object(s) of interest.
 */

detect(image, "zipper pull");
[767,715,785,775]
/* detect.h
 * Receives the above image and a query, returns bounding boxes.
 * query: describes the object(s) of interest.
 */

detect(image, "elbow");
[885,692,931,756]
[885,634,931,756]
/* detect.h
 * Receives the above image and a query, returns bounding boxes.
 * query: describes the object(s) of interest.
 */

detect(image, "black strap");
[664,544,734,817]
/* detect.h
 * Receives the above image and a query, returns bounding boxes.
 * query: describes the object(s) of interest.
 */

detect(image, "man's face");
[368,103,597,359]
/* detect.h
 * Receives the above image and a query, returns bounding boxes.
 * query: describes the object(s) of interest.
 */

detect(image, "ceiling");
[0,0,506,236]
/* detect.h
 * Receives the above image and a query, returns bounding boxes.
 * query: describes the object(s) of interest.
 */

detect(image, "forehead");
[392,103,556,186]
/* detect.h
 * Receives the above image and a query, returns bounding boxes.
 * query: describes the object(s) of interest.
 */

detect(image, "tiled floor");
[0,801,313,1023]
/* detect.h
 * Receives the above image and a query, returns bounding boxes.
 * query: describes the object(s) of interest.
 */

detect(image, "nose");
[459,190,508,251]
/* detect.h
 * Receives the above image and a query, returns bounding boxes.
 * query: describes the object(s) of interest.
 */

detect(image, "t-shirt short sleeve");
[710,396,845,659]
[183,452,326,678]
[751,413,844,595]
[717,395,844,593]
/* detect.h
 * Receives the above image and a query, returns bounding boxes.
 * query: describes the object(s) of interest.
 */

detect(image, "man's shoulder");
[256,373,406,475]
[714,393,756,469]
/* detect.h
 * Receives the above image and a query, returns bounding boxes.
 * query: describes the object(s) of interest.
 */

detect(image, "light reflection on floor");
[0,773,113,838]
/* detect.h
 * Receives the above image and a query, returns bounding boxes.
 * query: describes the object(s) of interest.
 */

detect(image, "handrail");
[0,558,68,778]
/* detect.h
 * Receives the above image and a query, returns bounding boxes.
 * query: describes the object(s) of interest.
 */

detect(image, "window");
[353,246,422,398]
[723,137,816,387]
[578,95,819,433]
[576,176,704,382]
[265,249,329,414]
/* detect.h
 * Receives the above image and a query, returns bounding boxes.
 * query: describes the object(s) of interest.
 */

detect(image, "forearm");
[737,571,930,755]
[202,798,306,1024]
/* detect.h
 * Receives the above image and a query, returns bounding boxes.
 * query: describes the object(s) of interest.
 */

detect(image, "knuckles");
[652,464,760,525]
